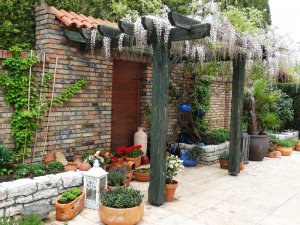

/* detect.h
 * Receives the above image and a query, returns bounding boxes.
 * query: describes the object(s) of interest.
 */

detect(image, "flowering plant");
[85,149,113,168]
[115,146,127,158]
[125,145,143,158]
[166,155,184,184]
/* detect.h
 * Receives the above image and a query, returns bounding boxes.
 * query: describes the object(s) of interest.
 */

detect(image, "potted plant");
[276,139,294,156]
[134,168,150,182]
[99,187,144,225]
[114,146,127,165]
[107,171,125,190]
[244,79,280,161]
[55,187,84,221]
[165,155,184,202]
[295,140,300,151]
[108,166,133,186]
[125,145,144,168]
[219,150,229,169]
[267,146,275,158]
[84,149,113,169]
[180,146,202,167]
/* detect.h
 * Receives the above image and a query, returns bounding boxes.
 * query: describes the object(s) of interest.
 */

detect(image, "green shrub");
[202,129,230,145]
[0,145,13,168]
[277,139,294,147]
[29,164,47,177]
[187,146,202,160]
[19,212,43,225]
[219,150,229,160]
[15,167,31,179]
[134,168,150,173]
[108,172,125,187]
[101,187,143,208]
[47,161,64,174]
[59,188,81,204]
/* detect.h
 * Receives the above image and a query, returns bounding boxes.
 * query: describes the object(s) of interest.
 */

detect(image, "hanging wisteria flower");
[166,155,184,184]
[90,28,97,52]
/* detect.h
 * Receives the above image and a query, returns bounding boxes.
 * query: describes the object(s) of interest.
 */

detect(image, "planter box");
[55,191,85,221]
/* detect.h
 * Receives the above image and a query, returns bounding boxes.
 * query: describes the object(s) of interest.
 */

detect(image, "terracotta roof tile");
[49,6,115,29]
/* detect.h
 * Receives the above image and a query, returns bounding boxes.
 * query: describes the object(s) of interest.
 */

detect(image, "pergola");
[65,12,245,206]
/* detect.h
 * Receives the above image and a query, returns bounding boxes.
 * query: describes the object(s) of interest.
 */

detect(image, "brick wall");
[0,2,232,162]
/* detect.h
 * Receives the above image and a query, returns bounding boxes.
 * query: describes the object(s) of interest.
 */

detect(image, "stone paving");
[45,151,300,225]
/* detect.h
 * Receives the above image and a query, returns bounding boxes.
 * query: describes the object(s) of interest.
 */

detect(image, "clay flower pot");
[64,162,78,172]
[125,170,134,185]
[295,144,300,151]
[219,160,229,169]
[274,151,281,158]
[125,156,142,168]
[133,170,150,182]
[141,155,150,165]
[165,180,178,202]
[78,162,92,171]
[55,191,85,221]
[276,146,293,156]
[99,203,144,225]
[107,184,125,190]
[43,154,55,164]
[73,155,83,167]
[268,151,275,158]
[240,162,245,171]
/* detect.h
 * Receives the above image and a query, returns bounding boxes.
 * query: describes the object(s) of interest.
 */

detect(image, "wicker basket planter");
[55,191,85,221]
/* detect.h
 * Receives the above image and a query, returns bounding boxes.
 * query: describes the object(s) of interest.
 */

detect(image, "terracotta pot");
[165,180,178,202]
[64,162,78,172]
[114,157,124,165]
[73,155,83,167]
[133,171,150,182]
[134,127,147,155]
[55,191,85,221]
[276,146,293,156]
[125,170,134,182]
[271,143,278,148]
[141,155,150,165]
[99,203,144,225]
[219,160,229,169]
[125,156,141,168]
[240,162,245,171]
[122,161,135,170]
[268,151,275,158]
[295,144,300,151]
[274,151,281,158]
[78,162,92,171]
[249,135,269,161]
[43,154,55,164]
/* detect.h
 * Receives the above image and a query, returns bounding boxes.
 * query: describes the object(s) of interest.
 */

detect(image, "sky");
[269,0,300,44]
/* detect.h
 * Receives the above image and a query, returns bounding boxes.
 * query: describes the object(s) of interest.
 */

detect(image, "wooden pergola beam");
[168,12,202,29]
[169,24,211,42]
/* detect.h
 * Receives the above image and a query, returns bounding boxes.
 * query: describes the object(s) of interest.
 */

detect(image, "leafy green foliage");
[0,145,13,167]
[186,146,202,160]
[219,149,229,160]
[47,161,64,174]
[19,212,43,225]
[0,216,18,225]
[0,46,86,160]
[134,168,150,173]
[59,188,81,204]
[101,187,143,208]
[202,129,230,145]
[277,139,294,148]
[108,171,125,187]
[14,163,47,179]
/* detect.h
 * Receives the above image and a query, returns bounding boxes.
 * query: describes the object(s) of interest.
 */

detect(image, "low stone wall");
[269,131,299,140]
[179,142,229,165]
[0,171,83,217]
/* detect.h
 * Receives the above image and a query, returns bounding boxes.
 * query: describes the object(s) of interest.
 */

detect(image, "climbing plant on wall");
[0,46,86,161]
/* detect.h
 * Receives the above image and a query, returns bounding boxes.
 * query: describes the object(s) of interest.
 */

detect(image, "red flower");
[112,157,118,163]
[135,145,142,149]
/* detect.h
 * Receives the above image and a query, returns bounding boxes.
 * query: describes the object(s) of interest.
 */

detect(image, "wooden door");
[111,60,142,151]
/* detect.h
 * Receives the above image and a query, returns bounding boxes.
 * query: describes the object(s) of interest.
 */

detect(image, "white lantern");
[83,160,108,210]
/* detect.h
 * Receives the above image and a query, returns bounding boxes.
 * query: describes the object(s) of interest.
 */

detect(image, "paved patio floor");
[45,151,300,225]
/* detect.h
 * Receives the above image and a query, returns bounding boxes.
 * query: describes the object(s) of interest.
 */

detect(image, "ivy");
[0,46,86,161]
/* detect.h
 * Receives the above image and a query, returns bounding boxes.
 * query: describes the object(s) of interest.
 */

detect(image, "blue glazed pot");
[180,152,197,167]
[179,103,192,112]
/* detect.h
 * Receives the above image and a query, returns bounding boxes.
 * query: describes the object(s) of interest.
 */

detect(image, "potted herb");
[108,166,133,186]
[134,168,150,182]
[276,139,294,156]
[244,79,280,161]
[219,150,229,169]
[125,145,143,168]
[55,187,84,221]
[165,155,184,202]
[107,171,125,190]
[99,187,144,225]
[180,146,202,167]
